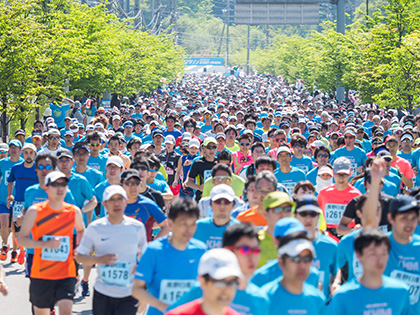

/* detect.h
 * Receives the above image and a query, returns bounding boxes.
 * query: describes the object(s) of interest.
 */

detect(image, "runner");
[18,171,85,315]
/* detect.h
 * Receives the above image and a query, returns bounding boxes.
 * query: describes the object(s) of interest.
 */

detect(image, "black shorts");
[93,290,138,315]
[30,277,77,309]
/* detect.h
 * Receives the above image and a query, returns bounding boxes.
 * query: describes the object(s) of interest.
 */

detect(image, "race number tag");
[203,170,212,181]
[351,163,357,174]
[390,270,420,304]
[165,166,174,175]
[352,252,363,278]
[159,279,195,304]
[13,201,24,217]
[100,262,131,287]
[41,236,70,262]
[324,204,346,226]
[282,182,296,195]
[297,166,308,174]
[379,225,388,233]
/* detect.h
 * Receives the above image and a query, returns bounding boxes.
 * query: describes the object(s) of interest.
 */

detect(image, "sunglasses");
[331,137,338,140]
[89,143,101,147]
[206,277,239,289]
[49,137,60,140]
[239,142,251,146]
[275,138,285,142]
[123,180,140,186]
[372,141,382,145]
[185,124,194,128]
[382,157,392,162]
[298,211,319,218]
[401,139,412,143]
[204,114,211,117]
[344,136,355,139]
[317,154,329,158]
[213,198,233,205]
[285,254,313,263]
[136,166,148,171]
[206,145,217,150]
[149,168,159,173]
[37,164,53,170]
[49,181,67,187]
[271,205,293,213]
[227,245,261,256]
[213,176,231,182]
[0,150,7,154]
[294,144,306,148]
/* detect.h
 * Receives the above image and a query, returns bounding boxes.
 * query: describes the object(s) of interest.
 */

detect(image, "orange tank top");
[30,201,77,280]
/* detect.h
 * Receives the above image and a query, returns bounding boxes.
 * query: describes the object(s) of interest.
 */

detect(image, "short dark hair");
[291,134,307,147]
[86,131,101,143]
[127,137,142,150]
[130,156,150,170]
[244,175,257,191]
[314,146,330,159]
[211,163,232,178]
[255,156,276,170]
[148,155,161,169]
[109,135,121,144]
[217,150,232,163]
[35,153,57,169]
[251,142,265,153]
[276,232,309,248]
[168,198,199,221]
[222,223,259,247]
[354,227,391,255]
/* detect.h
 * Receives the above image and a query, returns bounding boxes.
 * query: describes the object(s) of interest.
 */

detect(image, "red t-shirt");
[166,299,240,315]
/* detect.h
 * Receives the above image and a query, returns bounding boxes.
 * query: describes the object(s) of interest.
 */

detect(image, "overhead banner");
[184,58,225,66]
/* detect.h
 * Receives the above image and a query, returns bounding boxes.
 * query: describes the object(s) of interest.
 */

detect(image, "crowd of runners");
[0,73,419,314]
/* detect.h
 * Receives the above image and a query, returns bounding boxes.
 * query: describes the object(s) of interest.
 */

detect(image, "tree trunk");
[1,96,8,143]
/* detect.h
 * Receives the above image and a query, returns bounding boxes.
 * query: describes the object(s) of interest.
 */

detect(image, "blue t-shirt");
[398,151,413,166]
[274,167,306,196]
[290,155,313,175]
[167,281,270,315]
[356,138,372,153]
[327,276,410,315]
[73,166,104,191]
[263,280,326,314]
[385,172,401,191]
[87,155,108,175]
[337,229,362,280]
[193,217,239,249]
[353,178,399,197]
[250,259,319,288]
[94,179,110,218]
[67,173,95,225]
[134,236,206,315]
[50,103,70,128]
[7,162,38,201]
[0,157,23,205]
[201,124,212,133]
[306,166,319,186]
[125,195,166,225]
[385,232,420,314]
[163,128,182,139]
[147,179,169,194]
[313,233,338,298]
[330,146,367,178]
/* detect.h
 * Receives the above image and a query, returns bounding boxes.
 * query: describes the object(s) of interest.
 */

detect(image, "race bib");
[159,279,195,304]
[351,163,357,174]
[390,270,420,304]
[297,166,308,174]
[282,182,296,195]
[379,225,388,233]
[165,165,174,175]
[352,252,363,278]
[203,170,212,181]
[324,204,346,226]
[13,201,24,217]
[100,262,131,287]
[41,236,70,262]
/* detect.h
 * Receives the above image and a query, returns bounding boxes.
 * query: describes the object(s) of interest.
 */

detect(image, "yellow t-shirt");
[202,174,245,198]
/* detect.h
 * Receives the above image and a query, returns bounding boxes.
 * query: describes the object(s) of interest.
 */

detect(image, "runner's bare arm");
[362,158,385,228]
[6,182,14,208]
[186,176,203,191]
[337,216,359,235]
[155,219,170,239]
[74,207,85,246]
[132,279,169,313]
[81,196,97,213]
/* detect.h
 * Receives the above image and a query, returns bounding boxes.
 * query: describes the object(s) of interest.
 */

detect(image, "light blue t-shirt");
[167,281,270,315]
[73,166,104,191]
[87,155,108,175]
[67,173,95,225]
[327,276,410,315]
[306,166,319,186]
[353,178,399,197]
[337,229,362,280]
[274,167,306,196]
[385,232,420,314]
[290,155,313,175]
[94,179,110,218]
[134,236,206,315]
[313,233,338,298]
[193,217,239,249]
[385,172,401,191]
[250,259,319,288]
[262,280,326,314]
[330,146,367,178]
[0,157,23,205]
[398,151,413,166]
[147,178,169,194]
[50,103,70,128]
[356,138,372,153]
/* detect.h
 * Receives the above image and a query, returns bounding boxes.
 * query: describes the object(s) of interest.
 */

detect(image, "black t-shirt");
[140,187,166,213]
[343,193,392,230]
[158,150,181,185]
[188,157,216,201]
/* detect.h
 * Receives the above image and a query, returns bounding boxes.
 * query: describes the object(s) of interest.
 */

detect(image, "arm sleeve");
[188,161,200,180]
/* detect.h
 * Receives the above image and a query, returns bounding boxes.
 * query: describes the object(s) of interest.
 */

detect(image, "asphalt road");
[1,252,94,314]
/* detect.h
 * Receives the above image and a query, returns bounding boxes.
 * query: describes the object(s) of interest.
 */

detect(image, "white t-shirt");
[77,216,147,298]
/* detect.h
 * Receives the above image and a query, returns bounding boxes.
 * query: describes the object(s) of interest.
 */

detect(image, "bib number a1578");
[100,262,131,287]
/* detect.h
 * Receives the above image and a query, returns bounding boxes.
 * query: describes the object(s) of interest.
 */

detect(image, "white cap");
[45,171,68,186]
[198,248,243,279]
[94,123,104,130]
[47,129,60,136]
[22,143,37,152]
[164,135,175,145]
[106,156,124,168]
[277,238,316,258]
[86,125,95,131]
[310,140,325,148]
[277,146,291,156]
[182,132,192,140]
[210,184,235,202]
[188,139,200,148]
[103,185,127,202]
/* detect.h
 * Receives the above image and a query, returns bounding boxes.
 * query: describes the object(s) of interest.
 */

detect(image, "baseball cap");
[152,129,164,137]
[64,116,72,121]
[216,132,226,140]
[106,156,124,168]
[295,195,322,213]
[45,171,69,186]
[9,139,22,148]
[73,144,90,154]
[182,132,192,141]
[274,217,307,238]
[385,136,398,144]
[318,166,333,177]
[86,125,95,131]
[103,185,127,202]
[401,133,414,142]
[164,135,175,145]
[120,169,141,182]
[389,195,420,216]
[0,143,8,152]
[64,131,74,137]
[197,248,243,280]
[47,129,60,137]
[78,123,84,129]
[94,123,104,130]
[189,139,200,148]
[203,137,217,146]
[210,184,235,202]
[263,191,295,211]
[377,150,392,159]
[277,146,291,156]
[277,238,316,258]
[113,115,121,121]
[57,149,73,160]
[22,143,37,152]
[333,157,352,174]
[140,143,155,150]
[123,121,133,128]
[14,129,25,137]
[343,129,356,137]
